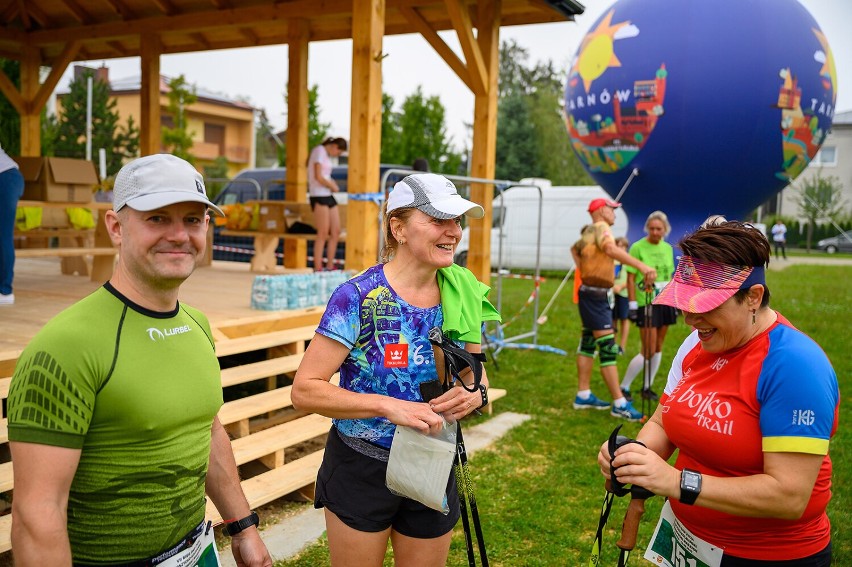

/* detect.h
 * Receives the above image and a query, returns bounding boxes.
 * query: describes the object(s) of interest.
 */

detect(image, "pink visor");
[653,256,765,313]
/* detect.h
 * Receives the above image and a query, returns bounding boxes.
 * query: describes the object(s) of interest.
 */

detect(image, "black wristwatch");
[478,384,489,408]
[222,511,260,536]
[679,469,702,505]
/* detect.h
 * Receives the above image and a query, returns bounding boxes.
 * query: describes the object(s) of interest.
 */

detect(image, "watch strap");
[478,384,489,408]
[679,469,701,505]
[222,511,259,536]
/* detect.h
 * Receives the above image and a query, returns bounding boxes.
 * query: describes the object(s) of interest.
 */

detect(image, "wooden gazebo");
[0,0,583,280]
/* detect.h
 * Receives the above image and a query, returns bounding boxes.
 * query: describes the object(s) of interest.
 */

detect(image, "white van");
[454,179,629,271]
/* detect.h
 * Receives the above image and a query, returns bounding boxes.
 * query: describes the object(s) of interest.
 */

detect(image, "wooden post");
[284,20,309,269]
[19,46,41,157]
[139,34,162,156]
[468,0,501,285]
[346,0,385,272]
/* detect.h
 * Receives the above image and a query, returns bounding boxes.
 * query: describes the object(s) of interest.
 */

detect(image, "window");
[813,145,837,166]
[204,123,225,155]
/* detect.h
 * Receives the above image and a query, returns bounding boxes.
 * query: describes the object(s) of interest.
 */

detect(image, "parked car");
[210,164,410,265]
[817,231,852,254]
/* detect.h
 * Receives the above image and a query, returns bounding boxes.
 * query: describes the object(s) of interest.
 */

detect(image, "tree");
[0,58,20,155]
[280,85,331,164]
[380,87,462,174]
[161,75,197,162]
[254,109,282,167]
[53,68,139,176]
[795,170,846,251]
[495,40,592,185]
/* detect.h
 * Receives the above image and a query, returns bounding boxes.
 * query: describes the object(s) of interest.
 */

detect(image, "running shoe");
[573,393,610,410]
[620,387,633,402]
[641,388,659,401]
[0,293,13,305]
[611,401,644,422]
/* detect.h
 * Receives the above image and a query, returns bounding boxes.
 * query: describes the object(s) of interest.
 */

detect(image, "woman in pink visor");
[598,220,838,566]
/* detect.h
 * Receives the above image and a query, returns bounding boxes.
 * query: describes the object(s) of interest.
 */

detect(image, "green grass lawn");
[276,264,851,566]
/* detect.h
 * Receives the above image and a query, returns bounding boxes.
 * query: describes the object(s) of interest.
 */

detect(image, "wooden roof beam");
[29,40,82,114]
[19,0,50,28]
[101,0,136,20]
[13,0,29,30]
[398,5,473,92]
[57,0,93,25]
[237,27,259,45]
[209,0,232,8]
[106,40,129,55]
[444,0,487,96]
[0,68,25,114]
[26,0,350,45]
[189,32,212,50]
[2,3,18,26]
[151,0,178,17]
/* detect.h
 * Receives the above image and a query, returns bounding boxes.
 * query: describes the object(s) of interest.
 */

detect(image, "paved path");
[767,254,852,270]
[219,412,532,565]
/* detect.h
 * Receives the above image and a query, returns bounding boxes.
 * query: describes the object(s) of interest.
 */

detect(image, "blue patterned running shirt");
[317,264,446,448]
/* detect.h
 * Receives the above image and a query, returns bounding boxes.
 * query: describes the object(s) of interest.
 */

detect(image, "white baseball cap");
[113,154,224,216]
[387,173,484,219]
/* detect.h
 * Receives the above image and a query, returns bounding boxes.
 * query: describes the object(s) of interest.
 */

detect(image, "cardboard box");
[15,156,98,203]
[40,207,71,228]
[255,202,290,233]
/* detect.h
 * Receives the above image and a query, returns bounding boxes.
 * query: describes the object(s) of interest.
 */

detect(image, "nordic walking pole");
[454,444,477,567]
[536,266,575,325]
[455,424,489,566]
[642,288,654,419]
[616,489,651,567]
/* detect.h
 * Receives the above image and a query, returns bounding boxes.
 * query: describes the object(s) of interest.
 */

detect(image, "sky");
[56,0,852,152]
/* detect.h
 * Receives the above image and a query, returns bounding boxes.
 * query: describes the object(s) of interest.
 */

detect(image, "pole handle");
[616,497,646,551]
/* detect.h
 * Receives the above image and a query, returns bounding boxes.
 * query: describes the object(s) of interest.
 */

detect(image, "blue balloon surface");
[564,0,838,243]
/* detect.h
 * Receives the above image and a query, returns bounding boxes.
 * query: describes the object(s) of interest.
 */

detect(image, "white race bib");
[152,521,221,567]
[644,500,723,567]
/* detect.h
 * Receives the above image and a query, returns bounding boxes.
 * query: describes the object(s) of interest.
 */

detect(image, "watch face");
[683,471,701,490]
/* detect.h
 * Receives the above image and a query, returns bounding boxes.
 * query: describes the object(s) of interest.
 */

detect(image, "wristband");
[478,384,489,408]
[222,511,259,536]
[628,301,638,310]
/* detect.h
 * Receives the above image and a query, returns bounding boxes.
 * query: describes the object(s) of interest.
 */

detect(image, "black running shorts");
[314,426,460,538]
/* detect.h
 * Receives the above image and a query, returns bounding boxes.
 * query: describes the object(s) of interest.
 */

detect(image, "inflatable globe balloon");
[564,0,837,242]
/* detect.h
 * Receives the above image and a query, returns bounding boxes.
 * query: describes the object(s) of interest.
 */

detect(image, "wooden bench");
[15,247,117,259]
[15,201,116,281]
[219,229,347,272]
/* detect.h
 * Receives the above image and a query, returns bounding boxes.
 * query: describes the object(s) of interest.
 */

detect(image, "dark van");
[211,164,410,265]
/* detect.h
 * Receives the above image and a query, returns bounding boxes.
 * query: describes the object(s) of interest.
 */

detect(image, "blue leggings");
[0,167,25,295]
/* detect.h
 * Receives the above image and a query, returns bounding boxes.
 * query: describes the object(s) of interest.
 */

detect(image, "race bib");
[644,500,723,567]
[152,521,220,567]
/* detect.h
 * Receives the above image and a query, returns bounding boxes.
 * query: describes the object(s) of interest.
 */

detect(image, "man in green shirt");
[8,154,272,566]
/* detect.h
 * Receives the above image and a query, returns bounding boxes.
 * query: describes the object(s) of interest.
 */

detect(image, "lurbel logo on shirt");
[384,343,408,368]
[146,325,192,341]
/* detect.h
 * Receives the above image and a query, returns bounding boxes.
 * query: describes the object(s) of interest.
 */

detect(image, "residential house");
[57,66,256,179]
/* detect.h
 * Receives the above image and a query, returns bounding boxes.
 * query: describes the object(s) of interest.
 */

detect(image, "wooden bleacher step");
[206,450,325,525]
[230,413,331,466]
[220,354,303,388]
[215,326,316,357]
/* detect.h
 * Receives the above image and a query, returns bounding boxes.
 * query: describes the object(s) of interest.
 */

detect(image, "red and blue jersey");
[661,313,839,561]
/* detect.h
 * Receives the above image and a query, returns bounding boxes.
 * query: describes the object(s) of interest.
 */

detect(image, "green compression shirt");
[7,284,223,564]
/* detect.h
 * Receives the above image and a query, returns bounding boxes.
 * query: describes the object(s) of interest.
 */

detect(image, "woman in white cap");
[293,173,500,566]
[598,221,838,566]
